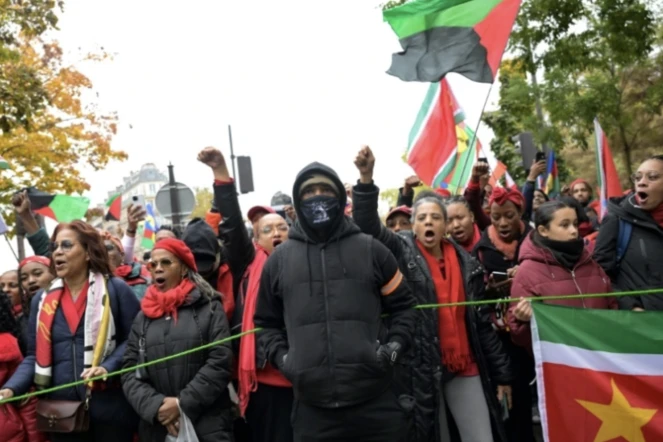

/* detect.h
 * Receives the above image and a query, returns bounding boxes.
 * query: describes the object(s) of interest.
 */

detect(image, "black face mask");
[538,236,585,269]
[299,195,340,232]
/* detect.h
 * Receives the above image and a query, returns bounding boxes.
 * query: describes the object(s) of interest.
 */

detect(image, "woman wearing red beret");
[472,186,535,442]
[122,238,234,442]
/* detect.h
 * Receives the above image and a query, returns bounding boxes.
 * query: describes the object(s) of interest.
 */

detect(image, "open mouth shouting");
[54,258,67,273]
[154,276,167,290]
[422,229,437,246]
[272,238,283,248]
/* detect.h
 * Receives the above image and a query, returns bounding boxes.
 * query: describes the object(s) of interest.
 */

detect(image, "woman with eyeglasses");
[101,231,151,301]
[198,147,292,442]
[0,220,141,442]
[122,238,234,442]
[594,154,663,311]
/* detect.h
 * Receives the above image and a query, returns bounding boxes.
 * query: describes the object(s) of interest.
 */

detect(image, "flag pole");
[4,234,18,262]
[454,82,495,195]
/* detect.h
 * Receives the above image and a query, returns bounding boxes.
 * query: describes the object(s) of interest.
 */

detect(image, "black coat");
[121,289,234,442]
[353,182,513,442]
[594,194,663,310]
[254,162,417,409]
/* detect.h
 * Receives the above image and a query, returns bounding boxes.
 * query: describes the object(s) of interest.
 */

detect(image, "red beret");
[19,255,51,270]
[489,187,525,209]
[153,238,198,272]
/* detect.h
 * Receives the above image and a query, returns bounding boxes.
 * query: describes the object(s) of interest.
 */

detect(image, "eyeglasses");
[50,240,76,253]
[631,171,661,184]
[260,225,289,235]
[147,259,175,271]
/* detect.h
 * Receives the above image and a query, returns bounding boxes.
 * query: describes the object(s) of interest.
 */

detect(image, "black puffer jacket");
[353,182,513,442]
[254,162,417,409]
[594,195,663,310]
[122,289,234,442]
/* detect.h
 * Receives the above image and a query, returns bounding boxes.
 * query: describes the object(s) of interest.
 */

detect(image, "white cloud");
[1,0,500,265]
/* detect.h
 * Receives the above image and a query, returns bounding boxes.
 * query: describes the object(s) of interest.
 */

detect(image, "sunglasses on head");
[147,259,175,271]
[105,243,116,252]
[50,240,76,253]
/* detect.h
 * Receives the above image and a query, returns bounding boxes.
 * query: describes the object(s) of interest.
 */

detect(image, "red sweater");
[0,333,47,442]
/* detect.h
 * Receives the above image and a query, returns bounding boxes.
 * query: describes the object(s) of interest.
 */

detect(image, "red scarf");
[217,263,235,319]
[460,224,482,253]
[60,282,90,334]
[417,240,473,373]
[36,281,89,380]
[238,245,270,416]
[487,221,525,261]
[114,264,133,279]
[12,304,22,317]
[141,279,195,322]
[578,221,594,238]
[649,203,663,228]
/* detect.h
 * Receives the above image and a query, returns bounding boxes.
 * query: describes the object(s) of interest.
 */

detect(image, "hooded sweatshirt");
[253,162,417,408]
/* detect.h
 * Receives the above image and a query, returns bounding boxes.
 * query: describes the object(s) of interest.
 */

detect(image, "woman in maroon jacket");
[508,200,617,350]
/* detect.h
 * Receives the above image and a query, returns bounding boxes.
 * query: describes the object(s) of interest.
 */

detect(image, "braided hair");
[0,291,21,338]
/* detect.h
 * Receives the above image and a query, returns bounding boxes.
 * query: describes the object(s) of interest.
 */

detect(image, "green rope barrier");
[1,287,660,404]
[0,329,261,405]
[414,288,662,309]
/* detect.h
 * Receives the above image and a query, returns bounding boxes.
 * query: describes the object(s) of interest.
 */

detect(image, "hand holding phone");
[491,271,509,283]
[131,195,146,209]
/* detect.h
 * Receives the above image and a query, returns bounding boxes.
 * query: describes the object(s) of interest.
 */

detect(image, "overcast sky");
[2,0,500,264]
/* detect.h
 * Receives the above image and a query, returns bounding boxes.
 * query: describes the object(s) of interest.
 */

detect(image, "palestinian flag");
[26,188,90,223]
[384,0,522,83]
[105,194,122,221]
[594,119,622,219]
[532,303,663,442]
[406,79,478,194]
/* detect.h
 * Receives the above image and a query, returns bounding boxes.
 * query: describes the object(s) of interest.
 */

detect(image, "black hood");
[608,193,661,231]
[291,162,348,243]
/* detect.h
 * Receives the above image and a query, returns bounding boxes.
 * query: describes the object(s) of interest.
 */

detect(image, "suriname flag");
[532,303,663,441]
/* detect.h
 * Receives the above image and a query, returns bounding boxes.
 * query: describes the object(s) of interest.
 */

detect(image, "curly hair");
[51,220,113,276]
[0,291,21,338]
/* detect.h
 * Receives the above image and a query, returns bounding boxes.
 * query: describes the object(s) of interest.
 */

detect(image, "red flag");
[594,119,623,218]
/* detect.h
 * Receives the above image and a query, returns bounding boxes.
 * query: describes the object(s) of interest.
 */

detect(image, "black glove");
[376,342,402,367]
[278,353,288,370]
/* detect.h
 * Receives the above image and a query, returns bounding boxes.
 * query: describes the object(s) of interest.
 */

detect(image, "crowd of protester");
[0,146,661,442]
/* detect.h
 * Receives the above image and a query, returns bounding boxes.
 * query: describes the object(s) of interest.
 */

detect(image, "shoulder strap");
[616,219,633,264]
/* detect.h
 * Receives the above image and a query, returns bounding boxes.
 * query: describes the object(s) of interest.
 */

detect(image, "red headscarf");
[488,187,525,210]
[19,255,51,270]
[141,238,198,321]
[100,230,124,254]
[152,238,197,272]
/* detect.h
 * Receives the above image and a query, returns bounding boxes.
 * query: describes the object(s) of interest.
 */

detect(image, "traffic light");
[237,156,254,194]
[512,132,537,169]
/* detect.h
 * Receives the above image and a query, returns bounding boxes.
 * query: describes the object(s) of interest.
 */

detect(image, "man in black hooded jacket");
[254,162,417,441]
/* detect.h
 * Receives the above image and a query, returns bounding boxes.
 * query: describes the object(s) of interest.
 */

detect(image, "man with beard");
[197,147,292,442]
[254,161,417,442]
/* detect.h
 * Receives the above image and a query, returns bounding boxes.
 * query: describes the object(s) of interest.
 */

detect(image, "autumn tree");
[0,36,126,227]
[191,187,214,219]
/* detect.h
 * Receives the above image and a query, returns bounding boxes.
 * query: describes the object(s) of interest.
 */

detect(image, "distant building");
[104,163,168,231]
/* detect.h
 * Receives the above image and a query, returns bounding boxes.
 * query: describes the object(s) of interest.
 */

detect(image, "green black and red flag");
[25,188,90,223]
[383,0,522,83]
[105,194,122,221]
